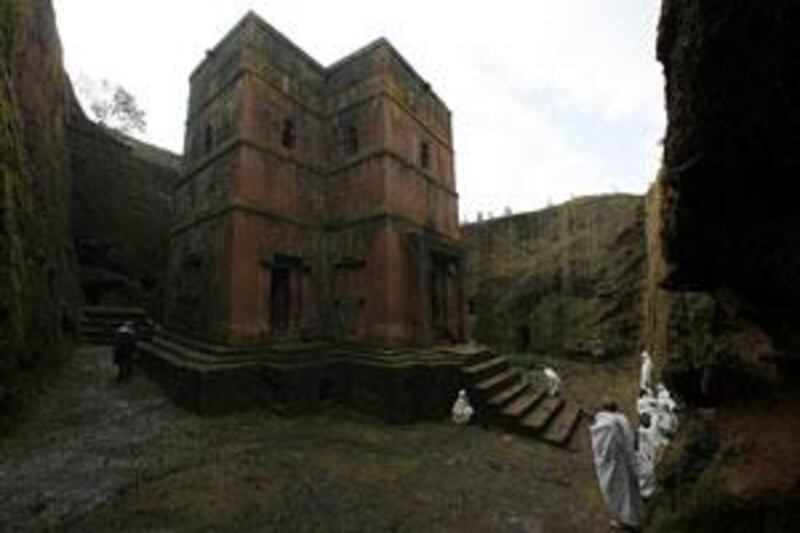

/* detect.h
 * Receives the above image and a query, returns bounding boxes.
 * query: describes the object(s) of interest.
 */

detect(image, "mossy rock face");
[648,0,799,402]
[464,194,646,359]
[656,0,800,357]
[67,108,181,316]
[648,414,800,533]
[646,0,800,528]
[1,0,80,433]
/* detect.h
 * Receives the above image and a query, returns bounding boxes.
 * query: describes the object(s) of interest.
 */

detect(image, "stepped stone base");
[80,306,147,345]
[136,330,489,421]
[128,328,583,446]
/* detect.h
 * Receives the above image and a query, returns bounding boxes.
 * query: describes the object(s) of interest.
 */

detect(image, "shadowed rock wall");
[0,0,80,429]
[645,1,800,530]
[464,194,646,358]
[67,102,181,316]
[652,0,800,402]
[642,182,720,401]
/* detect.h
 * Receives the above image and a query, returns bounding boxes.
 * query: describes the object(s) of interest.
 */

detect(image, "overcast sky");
[53,0,665,220]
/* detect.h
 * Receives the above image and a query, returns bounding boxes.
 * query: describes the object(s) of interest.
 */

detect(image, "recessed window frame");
[281,118,296,150]
[420,140,431,169]
[344,125,359,155]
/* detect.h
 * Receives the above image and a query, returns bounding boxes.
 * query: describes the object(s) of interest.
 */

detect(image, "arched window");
[281,119,296,150]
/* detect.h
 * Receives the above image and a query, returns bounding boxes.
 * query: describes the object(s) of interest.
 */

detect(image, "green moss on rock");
[464,194,646,359]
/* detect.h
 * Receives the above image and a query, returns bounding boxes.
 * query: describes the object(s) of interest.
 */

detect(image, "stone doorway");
[430,255,456,342]
[270,266,291,334]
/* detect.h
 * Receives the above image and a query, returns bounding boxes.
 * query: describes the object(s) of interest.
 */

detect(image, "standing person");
[113,321,137,381]
[590,399,643,531]
[636,388,658,418]
[543,366,562,397]
[640,350,653,395]
[636,412,659,500]
[654,384,679,439]
[655,383,677,412]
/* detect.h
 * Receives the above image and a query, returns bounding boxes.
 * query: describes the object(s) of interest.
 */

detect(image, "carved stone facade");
[166,12,466,347]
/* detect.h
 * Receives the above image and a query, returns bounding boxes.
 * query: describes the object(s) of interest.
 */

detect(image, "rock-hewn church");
[166,12,466,347]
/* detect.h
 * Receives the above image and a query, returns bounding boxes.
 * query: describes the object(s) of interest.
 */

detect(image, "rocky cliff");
[68,101,180,316]
[644,0,800,530]
[464,194,646,359]
[0,0,79,431]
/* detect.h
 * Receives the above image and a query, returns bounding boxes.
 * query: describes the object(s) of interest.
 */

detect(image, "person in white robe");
[639,350,653,394]
[590,400,643,530]
[636,388,659,418]
[654,383,679,437]
[656,383,677,411]
[451,389,474,425]
[542,366,562,397]
[636,412,659,500]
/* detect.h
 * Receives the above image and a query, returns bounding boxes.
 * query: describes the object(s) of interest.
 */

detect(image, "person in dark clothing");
[113,321,137,381]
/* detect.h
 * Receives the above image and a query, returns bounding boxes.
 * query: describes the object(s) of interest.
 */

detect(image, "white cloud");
[53,0,665,218]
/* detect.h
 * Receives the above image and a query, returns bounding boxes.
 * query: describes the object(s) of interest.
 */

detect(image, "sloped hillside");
[464,194,645,359]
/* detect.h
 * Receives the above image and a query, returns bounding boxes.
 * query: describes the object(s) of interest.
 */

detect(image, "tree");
[75,74,147,135]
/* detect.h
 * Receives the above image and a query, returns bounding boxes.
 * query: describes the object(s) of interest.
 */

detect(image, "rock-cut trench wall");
[654,0,800,382]
[464,194,646,359]
[68,101,181,316]
[0,0,80,430]
[644,1,800,530]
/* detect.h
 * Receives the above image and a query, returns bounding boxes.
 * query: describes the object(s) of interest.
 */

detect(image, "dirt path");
[1,345,613,532]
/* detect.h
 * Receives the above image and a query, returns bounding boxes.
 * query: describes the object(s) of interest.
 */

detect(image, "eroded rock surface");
[464,195,645,359]
[67,101,180,315]
[0,0,79,431]
[645,1,800,530]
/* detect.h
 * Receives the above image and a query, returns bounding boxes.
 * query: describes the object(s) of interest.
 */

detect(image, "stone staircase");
[461,351,583,448]
[80,305,147,344]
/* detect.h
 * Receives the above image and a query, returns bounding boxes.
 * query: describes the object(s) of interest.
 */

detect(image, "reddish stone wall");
[167,12,465,347]
[325,158,387,222]
[226,212,321,343]
[234,145,324,221]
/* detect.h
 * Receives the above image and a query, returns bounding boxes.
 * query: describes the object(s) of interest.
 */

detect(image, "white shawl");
[590,411,643,527]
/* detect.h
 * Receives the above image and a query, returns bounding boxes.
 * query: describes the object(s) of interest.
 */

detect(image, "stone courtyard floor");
[0,345,629,532]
